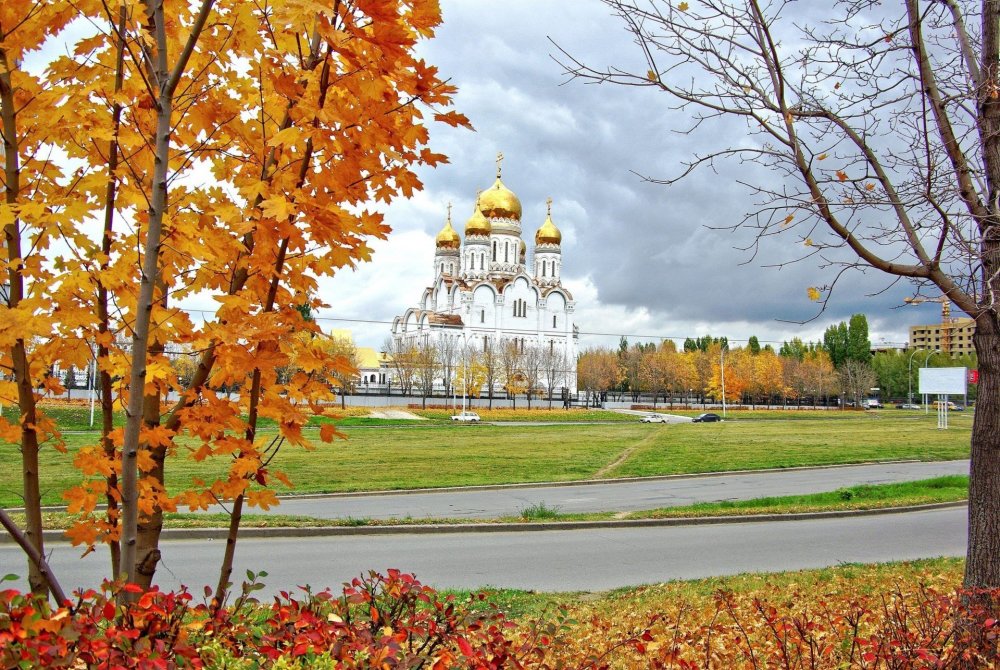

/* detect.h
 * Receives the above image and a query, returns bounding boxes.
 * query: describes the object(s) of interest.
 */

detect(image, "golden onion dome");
[479,177,522,220]
[535,198,562,245]
[435,205,460,250]
[464,193,491,237]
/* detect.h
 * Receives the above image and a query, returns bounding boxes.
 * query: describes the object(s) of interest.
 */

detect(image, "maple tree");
[1,0,466,599]
[559,0,1000,590]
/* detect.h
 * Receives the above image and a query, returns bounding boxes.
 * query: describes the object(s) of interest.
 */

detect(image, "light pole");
[907,348,924,404]
[720,347,727,418]
[922,349,936,414]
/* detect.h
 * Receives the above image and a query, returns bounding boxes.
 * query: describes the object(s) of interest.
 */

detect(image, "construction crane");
[904,295,953,355]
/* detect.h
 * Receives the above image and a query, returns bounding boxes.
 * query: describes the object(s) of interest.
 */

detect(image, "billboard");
[918,367,967,395]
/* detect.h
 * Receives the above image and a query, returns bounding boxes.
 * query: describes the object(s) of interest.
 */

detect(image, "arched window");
[553,315,557,328]
[492,241,497,261]
[504,243,509,263]
[542,261,546,277]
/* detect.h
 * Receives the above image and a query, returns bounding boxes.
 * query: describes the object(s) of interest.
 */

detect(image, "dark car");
[692,413,721,423]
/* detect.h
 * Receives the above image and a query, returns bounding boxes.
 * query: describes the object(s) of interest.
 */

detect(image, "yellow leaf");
[266,126,303,148]
[807,287,822,301]
[782,214,794,226]
[865,183,875,191]
[678,1,689,10]
[804,238,813,246]
[836,170,848,182]
[646,70,657,82]
[817,153,827,160]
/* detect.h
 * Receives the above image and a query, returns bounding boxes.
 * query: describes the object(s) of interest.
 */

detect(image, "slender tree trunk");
[97,3,128,580]
[1,45,49,599]
[121,0,173,588]
[134,324,165,589]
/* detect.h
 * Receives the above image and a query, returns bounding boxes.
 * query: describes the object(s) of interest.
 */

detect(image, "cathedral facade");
[390,157,578,395]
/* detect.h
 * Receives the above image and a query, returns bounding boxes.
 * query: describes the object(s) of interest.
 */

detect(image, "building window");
[492,241,497,261]
[504,244,509,263]
[553,315,557,328]
[480,309,485,323]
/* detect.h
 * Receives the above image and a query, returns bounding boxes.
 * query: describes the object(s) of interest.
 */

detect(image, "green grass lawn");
[0,413,971,508]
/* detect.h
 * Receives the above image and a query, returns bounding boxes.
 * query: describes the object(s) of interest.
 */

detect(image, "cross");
[546,197,553,216]
[496,151,504,178]
[447,202,452,222]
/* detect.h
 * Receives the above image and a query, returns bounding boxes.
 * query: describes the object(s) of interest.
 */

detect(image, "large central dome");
[479,177,522,221]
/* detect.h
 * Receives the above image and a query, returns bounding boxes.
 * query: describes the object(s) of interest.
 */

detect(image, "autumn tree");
[521,343,543,409]
[577,347,620,407]
[413,340,438,409]
[481,336,501,409]
[2,0,465,600]
[384,338,419,397]
[541,346,567,408]
[500,340,526,409]
[454,347,487,400]
[436,336,459,399]
[559,0,1000,588]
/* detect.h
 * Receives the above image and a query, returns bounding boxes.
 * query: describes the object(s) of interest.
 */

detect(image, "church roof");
[428,313,464,327]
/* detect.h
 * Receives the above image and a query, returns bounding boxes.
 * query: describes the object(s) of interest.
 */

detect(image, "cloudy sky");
[315,0,938,352]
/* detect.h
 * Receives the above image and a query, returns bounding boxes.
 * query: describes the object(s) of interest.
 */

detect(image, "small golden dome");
[479,177,522,220]
[519,239,526,260]
[435,205,460,249]
[535,198,562,245]
[464,193,491,237]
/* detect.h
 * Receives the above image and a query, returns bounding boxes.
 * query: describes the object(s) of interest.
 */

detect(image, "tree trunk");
[965,313,1000,591]
[1,45,49,599]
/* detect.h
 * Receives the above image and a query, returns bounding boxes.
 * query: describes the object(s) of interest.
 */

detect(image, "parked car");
[450,411,481,422]
[692,413,721,423]
[865,399,884,409]
[932,401,962,411]
[896,403,921,410]
[640,414,667,423]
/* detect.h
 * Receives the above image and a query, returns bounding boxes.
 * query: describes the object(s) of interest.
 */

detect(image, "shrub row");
[1,571,997,668]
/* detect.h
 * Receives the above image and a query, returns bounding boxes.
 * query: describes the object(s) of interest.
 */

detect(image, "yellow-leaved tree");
[1,0,467,602]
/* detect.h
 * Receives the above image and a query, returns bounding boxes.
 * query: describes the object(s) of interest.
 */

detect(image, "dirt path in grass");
[593,431,659,478]
[367,410,427,420]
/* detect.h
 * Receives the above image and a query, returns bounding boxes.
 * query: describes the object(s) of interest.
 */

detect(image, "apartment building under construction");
[908,317,977,357]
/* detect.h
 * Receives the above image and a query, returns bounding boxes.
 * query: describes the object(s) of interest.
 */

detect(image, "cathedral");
[390,155,578,395]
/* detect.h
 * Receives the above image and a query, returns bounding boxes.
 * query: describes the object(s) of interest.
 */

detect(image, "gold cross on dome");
[496,151,504,178]
[546,197,553,215]
[447,202,452,222]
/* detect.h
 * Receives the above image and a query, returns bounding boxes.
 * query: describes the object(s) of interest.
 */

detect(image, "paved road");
[228,460,969,520]
[1,506,967,596]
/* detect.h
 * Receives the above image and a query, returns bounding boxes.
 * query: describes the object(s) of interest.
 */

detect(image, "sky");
[312,0,943,353]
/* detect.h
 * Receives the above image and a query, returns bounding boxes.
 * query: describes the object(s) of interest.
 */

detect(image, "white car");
[640,414,667,423]
[450,411,481,422]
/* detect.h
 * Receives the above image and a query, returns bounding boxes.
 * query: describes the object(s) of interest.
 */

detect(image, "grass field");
[5,475,968,531]
[0,409,972,508]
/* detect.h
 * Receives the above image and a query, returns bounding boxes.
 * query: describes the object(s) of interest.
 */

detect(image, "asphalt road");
[228,460,970,520]
[1,506,967,596]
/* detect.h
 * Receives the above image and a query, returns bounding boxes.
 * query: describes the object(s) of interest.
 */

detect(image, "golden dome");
[535,198,562,245]
[479,177,522,220]
[435,205,460,249]
[464,193,491,237]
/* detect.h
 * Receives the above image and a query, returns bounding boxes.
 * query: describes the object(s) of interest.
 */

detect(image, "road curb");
[19,501,967,544]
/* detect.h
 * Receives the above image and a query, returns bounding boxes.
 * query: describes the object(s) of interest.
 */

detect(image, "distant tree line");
[577,314,977,407]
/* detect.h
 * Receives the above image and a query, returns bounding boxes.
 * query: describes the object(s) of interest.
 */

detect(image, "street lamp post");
[922,349,936,414]
[907,348,923,404]
[720,348,727,418]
